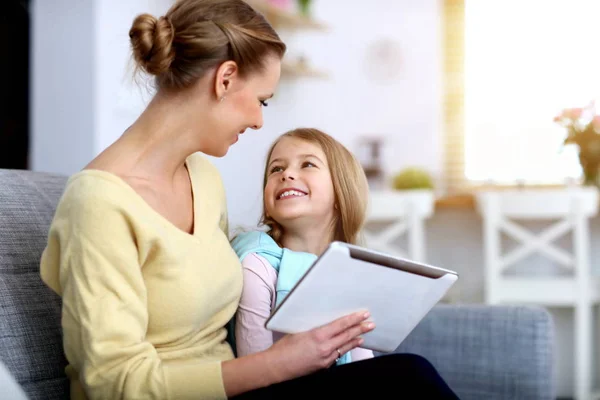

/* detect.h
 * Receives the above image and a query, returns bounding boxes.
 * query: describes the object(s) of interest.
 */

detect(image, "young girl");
[231,127,374,365]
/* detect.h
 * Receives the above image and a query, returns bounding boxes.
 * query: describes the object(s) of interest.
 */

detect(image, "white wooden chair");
[475,187,600,400]
[363,189,434,263]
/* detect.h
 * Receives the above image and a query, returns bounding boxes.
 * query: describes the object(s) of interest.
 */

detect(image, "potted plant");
[391,167,434,191]
[553,101,600,187]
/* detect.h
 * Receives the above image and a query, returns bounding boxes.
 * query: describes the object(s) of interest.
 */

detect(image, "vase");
[582,163,600,187]
[575,133,600,188]
[579,152,600,187]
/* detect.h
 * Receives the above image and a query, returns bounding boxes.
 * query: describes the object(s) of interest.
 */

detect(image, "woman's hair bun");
[129,14,176,76]
[128,0,286,90]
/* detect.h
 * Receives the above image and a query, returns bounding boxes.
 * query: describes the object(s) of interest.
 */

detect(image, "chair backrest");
[0,169,70,400]
[474,187,599,303]
[363,190,434,262]
[475,188,599,219]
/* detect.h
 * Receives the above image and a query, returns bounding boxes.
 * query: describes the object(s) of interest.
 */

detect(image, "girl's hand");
[265,311,375,382]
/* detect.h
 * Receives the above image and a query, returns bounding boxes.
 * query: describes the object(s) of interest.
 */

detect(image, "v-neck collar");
[72,157,200,241]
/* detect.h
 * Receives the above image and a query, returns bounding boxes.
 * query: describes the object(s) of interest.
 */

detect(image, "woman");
[40,0,460,399]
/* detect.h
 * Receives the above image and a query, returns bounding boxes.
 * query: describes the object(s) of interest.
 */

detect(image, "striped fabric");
[0,169,69,400]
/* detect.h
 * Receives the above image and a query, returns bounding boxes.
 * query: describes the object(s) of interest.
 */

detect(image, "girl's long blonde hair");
[260,128,369,246]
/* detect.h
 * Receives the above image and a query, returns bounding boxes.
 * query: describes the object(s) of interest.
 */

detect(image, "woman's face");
[204,55,281,157]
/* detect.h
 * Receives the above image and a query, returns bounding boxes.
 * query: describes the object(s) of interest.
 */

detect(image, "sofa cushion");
[0,169,69,400]
[392,304,555,400]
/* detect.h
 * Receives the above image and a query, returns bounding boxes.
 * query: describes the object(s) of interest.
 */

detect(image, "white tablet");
[265,241,458,353]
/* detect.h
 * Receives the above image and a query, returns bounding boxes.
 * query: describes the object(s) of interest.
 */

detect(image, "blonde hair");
[129,0,286,90]
[260,128,369,246]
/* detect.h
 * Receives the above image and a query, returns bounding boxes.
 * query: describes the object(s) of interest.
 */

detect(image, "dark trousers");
[231,353,460,399]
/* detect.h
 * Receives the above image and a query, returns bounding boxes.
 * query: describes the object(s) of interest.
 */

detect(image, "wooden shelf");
[245,0,328,31]
[281,60,329,79]
[245,1,329,79]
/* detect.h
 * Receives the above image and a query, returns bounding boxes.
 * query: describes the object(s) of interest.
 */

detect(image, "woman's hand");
[265,311,375,382]
[221,311,374,397]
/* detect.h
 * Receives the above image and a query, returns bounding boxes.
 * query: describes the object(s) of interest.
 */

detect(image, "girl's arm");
[236,253,374,363]
[235,253,279,356]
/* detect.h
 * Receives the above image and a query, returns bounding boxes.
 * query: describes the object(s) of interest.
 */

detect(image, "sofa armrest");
[0,360,29,400]
[380,304,555,400]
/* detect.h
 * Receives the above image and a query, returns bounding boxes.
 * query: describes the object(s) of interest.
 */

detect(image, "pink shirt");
[235,253,374,361]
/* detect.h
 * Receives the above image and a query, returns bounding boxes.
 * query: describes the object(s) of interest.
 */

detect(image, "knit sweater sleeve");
[40,177,227,400]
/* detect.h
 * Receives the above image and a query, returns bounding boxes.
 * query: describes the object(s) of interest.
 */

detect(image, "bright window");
[463,0,600,185]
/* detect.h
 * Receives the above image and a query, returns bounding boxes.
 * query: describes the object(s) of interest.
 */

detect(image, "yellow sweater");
[40,153,243,400]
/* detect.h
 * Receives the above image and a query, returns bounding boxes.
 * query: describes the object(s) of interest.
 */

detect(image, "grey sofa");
[0,168,556,400]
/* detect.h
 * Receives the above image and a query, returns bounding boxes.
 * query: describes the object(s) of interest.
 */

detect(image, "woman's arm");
[41,188,227,400]
[222,310,375,397]
[235,253,278,356]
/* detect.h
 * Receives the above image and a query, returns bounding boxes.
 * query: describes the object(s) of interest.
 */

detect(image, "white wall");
[30,0,171,175]
[32,0,442,222]
[95,0,172,152]
[31,0,96,175]
[210,0,443,230]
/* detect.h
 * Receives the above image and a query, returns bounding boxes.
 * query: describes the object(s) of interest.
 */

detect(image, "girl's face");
[264,137,336,230]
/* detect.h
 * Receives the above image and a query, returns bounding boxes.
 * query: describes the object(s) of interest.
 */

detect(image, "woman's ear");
[214,60,239,102]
